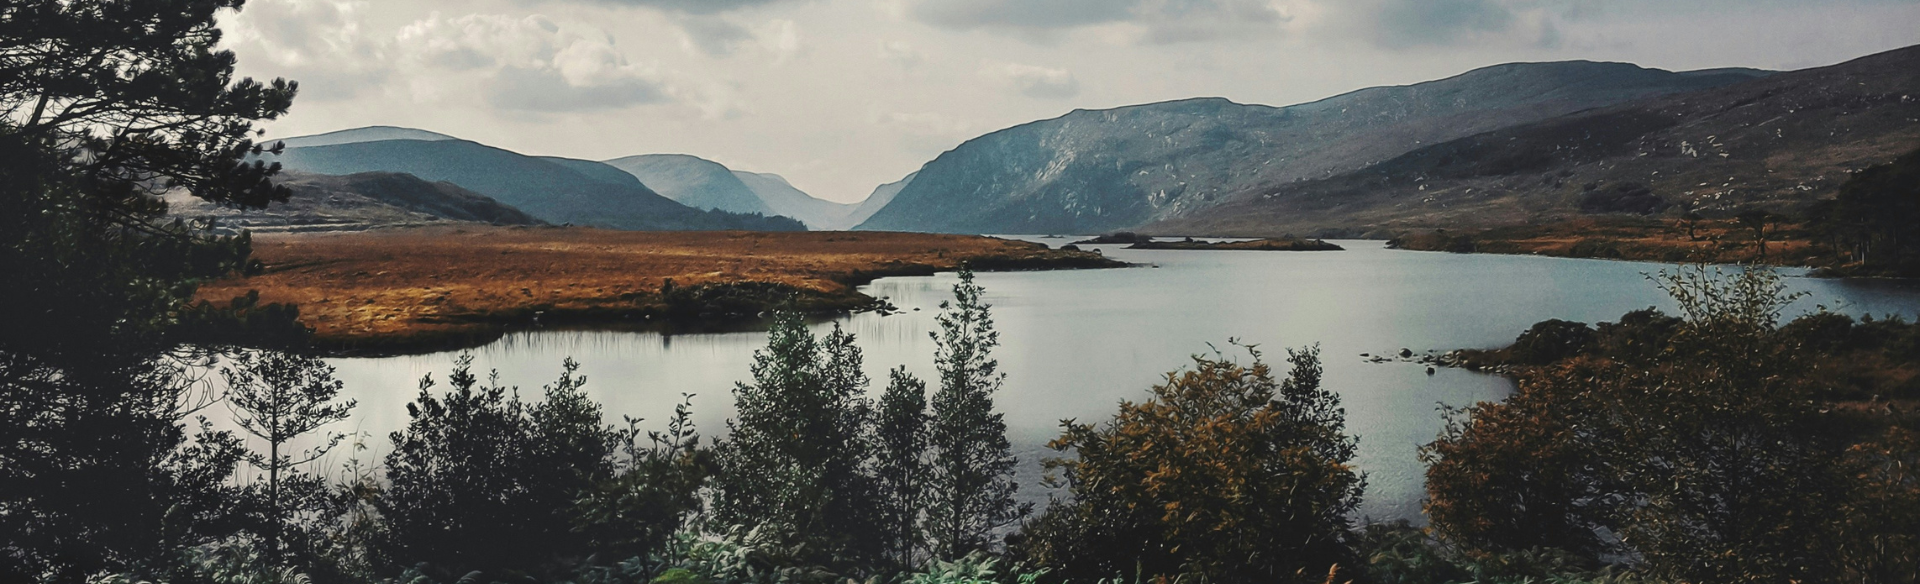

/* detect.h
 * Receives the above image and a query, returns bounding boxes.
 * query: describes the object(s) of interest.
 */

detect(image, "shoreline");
[197,226,1125,356]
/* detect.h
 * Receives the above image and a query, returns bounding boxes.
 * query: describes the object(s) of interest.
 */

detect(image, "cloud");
[756,19,804,64]
[572,0,806,15]
[395,13,673,112]
[902,0,1291,42]
[982,62,1082,99]
[676,15,755,56]
[874,111,978,154]
[879,40,926,68]
[909,0,1135,31]
[1359,0,1518,48]
[221,0,389,100]
[895,0,1569,47]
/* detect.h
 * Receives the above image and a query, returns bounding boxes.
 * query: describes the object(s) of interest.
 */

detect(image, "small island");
[1071,232,1343,251]
[1128,237,1344,251]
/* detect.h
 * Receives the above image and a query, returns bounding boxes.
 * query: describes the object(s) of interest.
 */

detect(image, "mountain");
[266,137,804,231]
[854,61,1773,234]
[271,126,457,149]
[167,171,541,232]
[601,154,861,229]
[1151,45,1920,236]
[601,154,773,216]
[848,172,915,229]
[733,171,858,230]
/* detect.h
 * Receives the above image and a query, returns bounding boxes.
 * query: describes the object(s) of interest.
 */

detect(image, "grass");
[197,226,1120,354]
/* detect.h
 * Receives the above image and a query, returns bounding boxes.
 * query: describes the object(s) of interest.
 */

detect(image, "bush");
[1018,344,1363,584]
[1423,265,1918,583]
[379,356,621,580]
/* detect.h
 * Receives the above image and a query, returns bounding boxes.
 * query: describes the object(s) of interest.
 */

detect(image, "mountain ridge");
[266,138,804,231]
[1148,44,1920,236]
[854,59,1777,234]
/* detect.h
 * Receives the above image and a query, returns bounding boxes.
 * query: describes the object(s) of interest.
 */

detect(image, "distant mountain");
[733,171,858,230]
[271,126,457,149]
[168,171,541,232]
[848,172,915,229]
[855,61,1772,234]
[601,154,861,229]
[601,154,773,216]
[1151,45,1920,236]
[266,137,804,231]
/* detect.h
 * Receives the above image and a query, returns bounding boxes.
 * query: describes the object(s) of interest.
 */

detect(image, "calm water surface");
[310,239,1920,522]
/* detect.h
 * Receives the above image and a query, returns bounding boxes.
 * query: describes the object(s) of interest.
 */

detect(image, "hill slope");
[267,139,803,231]
[848,172,915,229]
[168,171,541,232]
[272,126,457,149]
[602,154,773,216]
[856,61,1771,234]
[1151,45,1920,236]
[733,171,858,230]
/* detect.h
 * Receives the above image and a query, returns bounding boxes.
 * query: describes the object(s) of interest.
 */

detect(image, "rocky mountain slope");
[266,138,803,231]
[855,61,1771,234]
[848,172,915,229]
[1150,45,1920,236]
[167,171,542,233]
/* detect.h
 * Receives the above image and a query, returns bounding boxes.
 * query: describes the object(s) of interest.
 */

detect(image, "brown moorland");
[1386,217,1831,268]
[197,226,1121,354]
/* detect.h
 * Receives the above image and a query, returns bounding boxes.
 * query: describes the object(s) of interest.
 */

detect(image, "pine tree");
[926,268,1028,558]
[220,351,355,563]
[874,367,931,567]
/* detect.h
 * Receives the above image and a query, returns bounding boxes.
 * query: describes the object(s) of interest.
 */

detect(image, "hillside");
[1152,45,1920,237]
[733,171,859,230]
[271,126,457,149]
[855,61,1770,234]
[848,171,916,228]
[267,139,804,231]
[602,154,774,216]
[167,171,542,232]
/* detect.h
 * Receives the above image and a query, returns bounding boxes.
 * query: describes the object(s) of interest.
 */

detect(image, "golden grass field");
[197,226,1118,353]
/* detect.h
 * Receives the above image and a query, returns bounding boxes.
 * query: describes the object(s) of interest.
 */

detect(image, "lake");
[304,239,1920,523]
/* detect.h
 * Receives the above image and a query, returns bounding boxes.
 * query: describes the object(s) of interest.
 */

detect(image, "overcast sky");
[222,0,1920,203]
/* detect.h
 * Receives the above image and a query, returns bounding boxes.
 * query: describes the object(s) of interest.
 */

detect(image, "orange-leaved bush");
[1017,343,1363,584]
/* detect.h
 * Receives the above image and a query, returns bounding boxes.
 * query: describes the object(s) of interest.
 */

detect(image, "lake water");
[305,239,1920,523]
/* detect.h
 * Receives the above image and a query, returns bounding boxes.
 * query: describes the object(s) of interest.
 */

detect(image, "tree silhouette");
[1,1,297,580]
[221,350,355,563]
[925,268,1027,559]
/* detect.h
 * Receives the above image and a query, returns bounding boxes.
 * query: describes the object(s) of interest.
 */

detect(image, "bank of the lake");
[196,226,1121,355]
[303,239,1920,522]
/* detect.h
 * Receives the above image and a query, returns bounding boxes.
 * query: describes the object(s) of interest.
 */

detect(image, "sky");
[221,0,1920,203]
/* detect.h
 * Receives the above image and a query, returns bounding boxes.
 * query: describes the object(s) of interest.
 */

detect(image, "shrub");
[1019,344,1363,584]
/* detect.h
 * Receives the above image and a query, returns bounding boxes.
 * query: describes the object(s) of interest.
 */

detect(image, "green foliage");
[574,394,715,564]
[1019,344,1363,584]
[926,268,1027,559]
[380,356,621,580]
[712,313,881,566]
[875,368,933,568]
[87,542,313,584]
